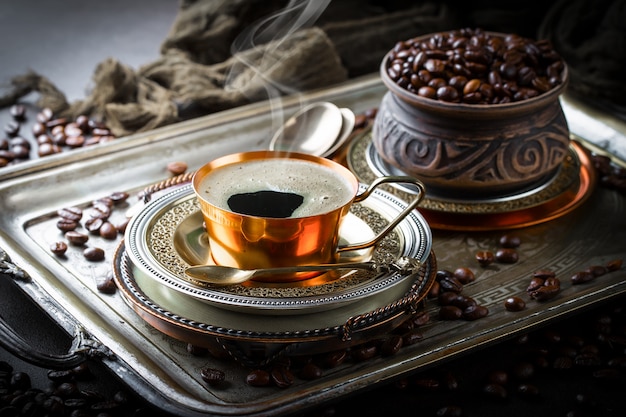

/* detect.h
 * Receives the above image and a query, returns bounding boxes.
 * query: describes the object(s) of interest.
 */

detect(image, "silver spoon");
[184,256,422,286]
[322,107,355,157]
[268,102,344,155]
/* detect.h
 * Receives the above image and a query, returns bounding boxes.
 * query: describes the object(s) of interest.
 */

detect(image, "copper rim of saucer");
[347,130,596,231]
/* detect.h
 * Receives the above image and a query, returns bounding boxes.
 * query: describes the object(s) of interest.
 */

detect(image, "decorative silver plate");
[124,184,432,315]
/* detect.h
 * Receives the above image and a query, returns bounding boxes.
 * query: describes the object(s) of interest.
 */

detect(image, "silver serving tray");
[1,75,626,416]
[124,183,431,314]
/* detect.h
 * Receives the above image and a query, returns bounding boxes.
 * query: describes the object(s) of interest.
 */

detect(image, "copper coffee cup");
[192,151,425,282]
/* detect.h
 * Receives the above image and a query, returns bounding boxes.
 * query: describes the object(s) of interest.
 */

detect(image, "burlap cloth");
[1,0,623,136]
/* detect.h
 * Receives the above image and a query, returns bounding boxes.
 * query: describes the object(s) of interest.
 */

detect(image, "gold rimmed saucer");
[123,183,432,314]
[347,129,596,231]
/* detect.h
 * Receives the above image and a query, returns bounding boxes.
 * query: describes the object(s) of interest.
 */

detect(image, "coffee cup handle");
[337,176,425,253]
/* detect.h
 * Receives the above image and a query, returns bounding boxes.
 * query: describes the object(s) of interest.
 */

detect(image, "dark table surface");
[1,1,625,417]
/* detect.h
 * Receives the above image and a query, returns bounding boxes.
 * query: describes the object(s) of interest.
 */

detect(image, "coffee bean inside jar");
[385,28,565,104]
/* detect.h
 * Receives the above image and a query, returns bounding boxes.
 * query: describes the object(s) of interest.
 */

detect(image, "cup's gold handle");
[337,176,425,253]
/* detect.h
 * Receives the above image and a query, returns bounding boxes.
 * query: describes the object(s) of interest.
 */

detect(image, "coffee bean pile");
[51,192,130,293]
[1,105,116,169]
[385,28,565,104]
[0,360,156,417]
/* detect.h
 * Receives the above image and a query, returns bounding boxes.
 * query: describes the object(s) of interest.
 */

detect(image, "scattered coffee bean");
[529,284,560,301]
[83,247,105,261]
[570,271,595,285]
[85,217,104,234]
[495,248,519,263]
[381,335,403,356]
[270,365,294,388]
[351,344,378,362]
[109,191,130,204]
[65,231,89,246]
[57,206,83,222]
[453,267,475,284]
[435,405,463,416]
[96,271,117,294]
[499,234,521,248]
[4,120,20,137]
[50,241,68,256]
[56,218,79,232]
[475,250,494,267]
[10,104,26,121]
[99,221,118,239]
[585,265,608,277]
[483,383,508,400]
[504,296,526,312]
[299,362,323,380]
[439,276,464,293]
[462,304,489,321]
[200,367,226,386]
[440,305,463,320]
[606,259,623,272]
[167,161,188,176]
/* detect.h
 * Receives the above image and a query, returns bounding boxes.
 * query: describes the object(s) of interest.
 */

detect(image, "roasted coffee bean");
[439,276,464,293]
[10,104,26,121]
[38,142,62,157]
[109,191,129,204]
[32,122,46,137]
[453,267,475,284]
[533,269,556,279]
[64,122,83,137]
[37,108,53,123]
[585,265,608,277]
[517,383,540,399]
[475,250,494,267]
[65,231,89,246]
[96,271,117,294]
[56,218,78,232]
[10,143,29,158]
[462,304,489,321]
[438,291,460,306]
[499,234,521,248]
[414,378,440,391]
[46,118,67,129]
[451,295,477,310]
[50,241,68,256]
[65,135,85,147]
[47,369,75,382]
[529,284,560,301]
[428,280,440,298]
[321,350,347,368]
[513,361,535,380]
[571,271,595,285]
[483,383,507,400]
[351,344,378,361]
[402,329,424,346]
[270,366,294,388]
[83,247,105,261]
[606,259,623,272]
[167,161,188,176]
[200,367,225,386]
[4,120,20,137]
[58,206,83,222]
[85,217,104,234]
[504,296,526,312]
[487,370,509,385]
[412,310,430,326]
[115,218,130,234]
[99,222,118,240]
[439,305,463,320]
[495,248,519,263]
[381,335,403,356]
[299,362,323,380]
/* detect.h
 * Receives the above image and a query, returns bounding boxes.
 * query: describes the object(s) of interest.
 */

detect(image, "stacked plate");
[113,183,435,364]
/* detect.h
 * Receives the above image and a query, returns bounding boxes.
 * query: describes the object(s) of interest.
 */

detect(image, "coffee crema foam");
[199,159,355,218]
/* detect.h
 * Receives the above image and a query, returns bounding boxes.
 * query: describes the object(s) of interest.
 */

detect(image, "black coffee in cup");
[197,158,354,219]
